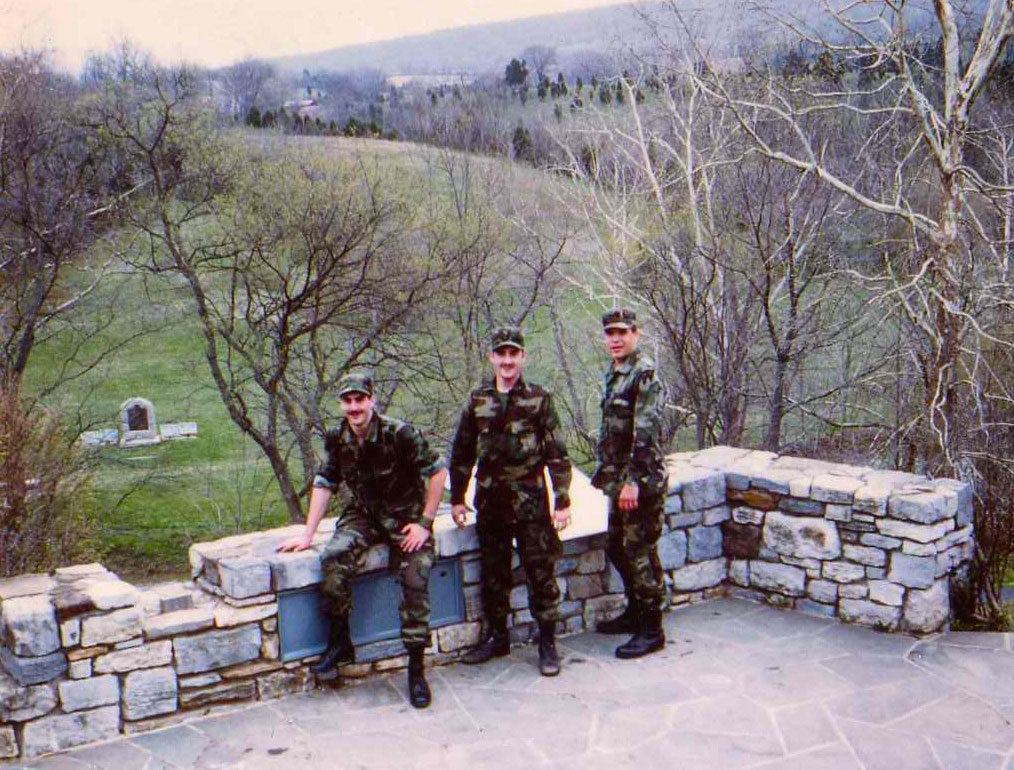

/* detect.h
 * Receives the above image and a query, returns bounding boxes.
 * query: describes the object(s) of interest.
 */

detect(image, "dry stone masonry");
[0,447,974,761]
[664,446,974,632]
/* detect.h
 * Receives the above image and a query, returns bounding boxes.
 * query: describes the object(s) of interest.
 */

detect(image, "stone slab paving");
[5,598,1013,770]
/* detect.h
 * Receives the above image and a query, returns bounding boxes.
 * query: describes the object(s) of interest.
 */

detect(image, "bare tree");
[80,39,153,88]
[646,0,1014,621]
[0,51,143,573]
[688,0,1014,465]
[398,147,573,443]
[722,150,880,451]
[552,54,763,448]
[523,45,558,84]
[90,65,455,521]
[218,58,278,120]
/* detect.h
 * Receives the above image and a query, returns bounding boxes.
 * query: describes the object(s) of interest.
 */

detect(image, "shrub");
[0,392,100,576]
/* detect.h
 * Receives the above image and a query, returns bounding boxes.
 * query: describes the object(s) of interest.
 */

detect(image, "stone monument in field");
[118,398,160,447]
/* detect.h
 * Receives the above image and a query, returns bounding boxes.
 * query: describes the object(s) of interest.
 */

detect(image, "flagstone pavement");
[7,598,1014,770]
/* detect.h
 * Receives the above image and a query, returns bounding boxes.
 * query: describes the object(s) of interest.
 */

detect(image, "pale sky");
[1,0,627,72]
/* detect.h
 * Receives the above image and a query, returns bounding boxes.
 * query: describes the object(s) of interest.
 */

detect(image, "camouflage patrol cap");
[337,372,374,398]
[602,308,637,330]
[490,326,525,351]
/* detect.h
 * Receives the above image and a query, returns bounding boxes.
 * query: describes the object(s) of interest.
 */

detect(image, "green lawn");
[26,266,292,579]
[22,132,606,580]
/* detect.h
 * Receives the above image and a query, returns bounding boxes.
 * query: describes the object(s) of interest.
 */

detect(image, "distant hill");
[268,0,993,77]
[269,3,645,76]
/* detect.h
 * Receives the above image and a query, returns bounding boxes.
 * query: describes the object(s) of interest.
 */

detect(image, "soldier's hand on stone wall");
[276,536,312,552]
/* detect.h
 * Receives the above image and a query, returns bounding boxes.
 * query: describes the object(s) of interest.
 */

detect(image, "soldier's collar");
[482,375,527,394]
[611,350,638,375]
[341,411,381,444]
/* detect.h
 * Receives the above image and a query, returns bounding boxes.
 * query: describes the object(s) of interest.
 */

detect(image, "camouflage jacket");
[592,350,666,497]
[314,412,445,524]
[449,377,572,513]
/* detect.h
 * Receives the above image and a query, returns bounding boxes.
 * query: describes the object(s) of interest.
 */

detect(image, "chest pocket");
[479,413,541,464]
[605,395,633,419]
[338,446,362,490]
[368,441,402,485]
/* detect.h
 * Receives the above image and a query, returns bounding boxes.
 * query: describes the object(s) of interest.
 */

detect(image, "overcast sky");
[1,0,628,72]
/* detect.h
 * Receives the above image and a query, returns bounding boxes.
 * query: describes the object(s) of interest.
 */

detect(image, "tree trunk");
[764,355,789,451]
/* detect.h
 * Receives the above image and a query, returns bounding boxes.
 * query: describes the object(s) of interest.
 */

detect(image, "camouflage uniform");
[450,374,572,626]
[592,345,667,611]
[314,412,444,649]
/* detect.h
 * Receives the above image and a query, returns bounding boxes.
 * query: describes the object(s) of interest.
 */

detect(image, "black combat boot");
[537,621,561,677]
[615,605,665,660]
[462,616,509,665]
[596,594,638,635]
[310,614,354,675]
[406,645,431,709]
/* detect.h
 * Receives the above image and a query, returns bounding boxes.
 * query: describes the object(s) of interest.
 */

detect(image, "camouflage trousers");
[475,486,562,625]
[319,507,434,649]
[606,491,666,611]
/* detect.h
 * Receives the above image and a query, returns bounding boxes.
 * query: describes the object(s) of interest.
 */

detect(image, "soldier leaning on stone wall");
[449,326,573,677]
[592,308,668,659]
[276,372,447,709]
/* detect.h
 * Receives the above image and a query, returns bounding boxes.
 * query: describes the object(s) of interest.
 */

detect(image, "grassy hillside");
[25,132,605,581]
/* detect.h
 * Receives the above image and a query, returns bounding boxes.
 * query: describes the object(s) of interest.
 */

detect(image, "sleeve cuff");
[555,493,571,510]
[421,457,447,478]
[312,474,338,491]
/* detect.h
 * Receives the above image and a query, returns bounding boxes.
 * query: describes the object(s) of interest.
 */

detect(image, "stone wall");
[0,491,632,761]
[0,448,975,760]
[661,446,975,633]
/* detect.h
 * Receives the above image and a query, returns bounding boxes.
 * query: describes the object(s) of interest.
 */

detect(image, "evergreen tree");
[782,48,809,79]
[245,105,262,128]
[505,58,529,87]
[580,144,597,176]
[512,124,533,162]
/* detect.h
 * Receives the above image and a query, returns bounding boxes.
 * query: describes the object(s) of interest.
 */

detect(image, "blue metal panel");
[278,558,464,662]
[277,588,330,662]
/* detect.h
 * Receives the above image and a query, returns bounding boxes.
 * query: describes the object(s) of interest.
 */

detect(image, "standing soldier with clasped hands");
[449,326,573,677]
[277,372,447,708]
[592,309,668,658]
